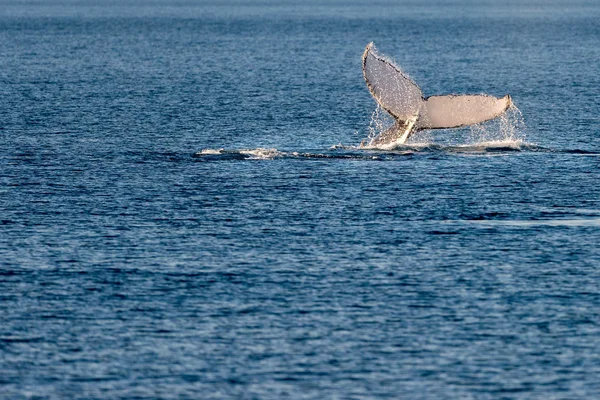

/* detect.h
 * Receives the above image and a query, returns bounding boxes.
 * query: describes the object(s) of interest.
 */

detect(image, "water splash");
[363,102,527,149]
[367,104,391,140]
[365,104,395,145]
[467,103,526,144]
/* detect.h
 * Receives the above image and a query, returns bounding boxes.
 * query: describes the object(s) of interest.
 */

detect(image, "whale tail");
[362,43,512,146]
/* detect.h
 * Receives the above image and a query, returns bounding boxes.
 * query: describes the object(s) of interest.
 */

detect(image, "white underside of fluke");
[362,43,512,146]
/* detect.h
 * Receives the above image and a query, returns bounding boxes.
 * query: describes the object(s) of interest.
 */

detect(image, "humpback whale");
[362,43,512,147]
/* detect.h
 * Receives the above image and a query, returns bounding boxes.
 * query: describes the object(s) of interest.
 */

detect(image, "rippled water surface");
[2,0,600,398]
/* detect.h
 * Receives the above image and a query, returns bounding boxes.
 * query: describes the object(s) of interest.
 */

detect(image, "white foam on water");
[195,147,285,159]
[361,140,408,151]
[196,148,224,155]
[445,139,527,152]
[239,148,284,159]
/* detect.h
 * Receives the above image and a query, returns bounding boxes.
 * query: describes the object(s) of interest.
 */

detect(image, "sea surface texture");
[2,0,600,398]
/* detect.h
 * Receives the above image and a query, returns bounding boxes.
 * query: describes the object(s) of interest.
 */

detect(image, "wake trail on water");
[195,105,600,160]
[194,143,600,161]
[194,148,390,161]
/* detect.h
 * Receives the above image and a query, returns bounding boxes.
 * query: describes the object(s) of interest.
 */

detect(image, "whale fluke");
[362,43,512,146]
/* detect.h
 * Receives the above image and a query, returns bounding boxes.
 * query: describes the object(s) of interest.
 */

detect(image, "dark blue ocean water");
[2,0,600,398]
